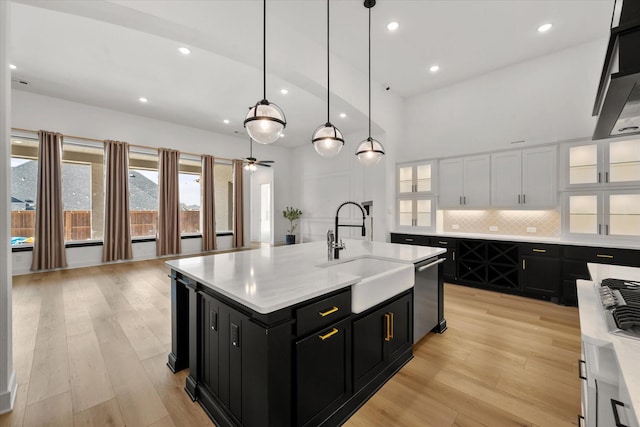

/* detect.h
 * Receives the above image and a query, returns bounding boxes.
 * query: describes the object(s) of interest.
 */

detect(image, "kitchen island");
[166,239,445,427]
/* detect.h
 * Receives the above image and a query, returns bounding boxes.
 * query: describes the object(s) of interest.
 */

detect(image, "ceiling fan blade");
[257,160,275,163]
[257,163,272,168]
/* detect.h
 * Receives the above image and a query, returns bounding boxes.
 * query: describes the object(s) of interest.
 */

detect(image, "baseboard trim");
[0,370,17,415]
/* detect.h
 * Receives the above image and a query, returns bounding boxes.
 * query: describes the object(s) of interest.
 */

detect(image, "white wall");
[10,90,293,273]
[0,1,17,414]
[402,38,607,161]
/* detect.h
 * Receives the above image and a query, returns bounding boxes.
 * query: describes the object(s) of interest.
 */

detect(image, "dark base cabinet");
[353,292,413,391]
[391,233,640,307]
[169,270,413,427]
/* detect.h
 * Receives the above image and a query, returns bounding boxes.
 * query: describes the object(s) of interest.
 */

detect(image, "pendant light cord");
[327,0,330,122]
[368,6,372,139]
[263,0,267,101]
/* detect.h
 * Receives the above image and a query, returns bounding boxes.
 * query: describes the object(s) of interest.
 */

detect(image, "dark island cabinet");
[353,291,413,392]
[296,317,352,427]
[170,270,415,427]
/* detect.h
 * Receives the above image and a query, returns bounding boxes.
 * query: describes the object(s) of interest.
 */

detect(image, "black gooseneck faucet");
[334,201,367,259]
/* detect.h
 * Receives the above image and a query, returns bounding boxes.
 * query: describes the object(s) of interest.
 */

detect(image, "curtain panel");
[157,148,181,256]
[232,159,244,248]
[201,155,217,252]
[31,130,67,271]
[102,140,133,262]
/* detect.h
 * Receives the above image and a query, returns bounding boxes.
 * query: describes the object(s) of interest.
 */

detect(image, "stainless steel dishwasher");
[413,256,446,344]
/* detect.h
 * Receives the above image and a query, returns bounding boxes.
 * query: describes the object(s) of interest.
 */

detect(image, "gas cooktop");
[598,278,640,341]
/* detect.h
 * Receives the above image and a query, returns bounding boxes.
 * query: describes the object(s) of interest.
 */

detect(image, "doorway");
[260,183,271,243]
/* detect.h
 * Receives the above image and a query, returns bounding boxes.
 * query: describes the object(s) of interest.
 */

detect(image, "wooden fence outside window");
[11,210,201,243]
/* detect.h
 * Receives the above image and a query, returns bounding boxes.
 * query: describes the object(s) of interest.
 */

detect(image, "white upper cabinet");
[563,190,640,241]
[397,161,435,195]
[561,138,640,189]
[438,155,490,208]
[491,146,557,208]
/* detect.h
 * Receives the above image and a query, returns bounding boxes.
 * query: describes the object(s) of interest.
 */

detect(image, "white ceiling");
[9,0,613,148]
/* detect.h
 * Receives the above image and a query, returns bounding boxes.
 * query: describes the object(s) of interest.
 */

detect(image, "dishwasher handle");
[417,258,446,272]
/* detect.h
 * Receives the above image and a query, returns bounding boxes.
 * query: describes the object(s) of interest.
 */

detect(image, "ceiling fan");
[243,138,274,171]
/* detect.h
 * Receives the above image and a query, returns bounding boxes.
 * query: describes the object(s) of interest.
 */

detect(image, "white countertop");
[577,263,640,423]
[391,229,640,250]
[166,239,445,314]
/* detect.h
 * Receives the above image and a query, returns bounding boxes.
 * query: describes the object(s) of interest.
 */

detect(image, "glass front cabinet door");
[564,190,640,240]
[397,197,433,230]
[397,161,435,195]
[563,138,640,188]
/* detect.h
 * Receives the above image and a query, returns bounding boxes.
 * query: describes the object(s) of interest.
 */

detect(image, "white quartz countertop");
[166,240,445,314]
[577,263,640,423]
[391,229,640,250]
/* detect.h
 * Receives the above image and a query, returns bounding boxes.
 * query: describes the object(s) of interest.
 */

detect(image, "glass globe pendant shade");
[244,100,286,145]
[355,137,385,167]
[312,122,344,157]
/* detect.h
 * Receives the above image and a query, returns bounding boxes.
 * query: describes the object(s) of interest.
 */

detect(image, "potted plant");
[282,206,302,245]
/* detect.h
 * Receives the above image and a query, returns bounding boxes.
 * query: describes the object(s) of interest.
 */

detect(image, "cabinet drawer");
[429,237,456,248]
[520,243,561,258]
[296,290,351,337]
[563,246,640,266]
[390,233,430,246]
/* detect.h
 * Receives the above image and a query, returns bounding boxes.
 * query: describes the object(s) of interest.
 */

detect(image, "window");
[129,150,159,238]
[215,162,233,232]
[179,157,201,235]
[10,138,38,246]
[62,141,104,242]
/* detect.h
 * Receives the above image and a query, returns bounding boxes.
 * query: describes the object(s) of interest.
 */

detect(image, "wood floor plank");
[72,398,124,427]
[22,392,73,427]
[67,330,115,414]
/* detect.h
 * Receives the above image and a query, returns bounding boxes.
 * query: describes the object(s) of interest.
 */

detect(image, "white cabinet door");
[606,190,640,239]
[522,146,557,208]
[562,138,640,189]
[463,155,491,207]
[397,161,435,195]
[438,158,464,208]
[491,151,522,208]
[396,197,434,229]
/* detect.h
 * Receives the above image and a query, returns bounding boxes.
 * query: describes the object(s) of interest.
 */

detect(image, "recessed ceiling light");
[340,113,347,118]
[537,23,552,33]
[429,65,440,73]
[280,88,288,95]
[178,47,191,55]
[387,22,399,31]
[9,64,16,70]
[223,119,230,124]
[139,97,148,103]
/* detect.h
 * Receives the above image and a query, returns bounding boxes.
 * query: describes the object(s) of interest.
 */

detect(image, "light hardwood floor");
[0,258,581,427]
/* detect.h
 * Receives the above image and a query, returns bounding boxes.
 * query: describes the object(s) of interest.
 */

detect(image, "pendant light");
[355,0,385,166]
[311,0,344,157]
[244,0,286,145]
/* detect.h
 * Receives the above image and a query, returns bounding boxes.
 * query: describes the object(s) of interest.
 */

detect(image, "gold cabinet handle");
[532,249,546,253]
[522,259,526,270]
[319,328,339,340]
[384,313,391,341]
[596,254,613,259]
[318,306,339,317]
[389,312,394,340]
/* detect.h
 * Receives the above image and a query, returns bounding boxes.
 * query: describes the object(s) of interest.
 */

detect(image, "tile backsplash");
[442,210,560,237]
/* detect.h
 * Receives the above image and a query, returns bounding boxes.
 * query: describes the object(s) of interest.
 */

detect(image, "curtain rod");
[11,127,240,163]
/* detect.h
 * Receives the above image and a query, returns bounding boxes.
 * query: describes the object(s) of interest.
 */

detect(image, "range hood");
[592,0,640,140]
